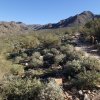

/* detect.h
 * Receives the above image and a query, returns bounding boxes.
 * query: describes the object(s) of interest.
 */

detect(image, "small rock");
[79,90,83,95]
[84,93,90,100]
[39,56,43,60]
[91,92,96,95]
[87,90,91,94]
[83,90,86,93]
[90,93,95,97]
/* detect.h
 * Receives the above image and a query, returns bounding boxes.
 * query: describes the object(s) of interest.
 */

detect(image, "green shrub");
[31,58,43,67]
[63,60,82,78]
[10,65,24,75]
[66,60,82,72]
[72,71,100,89]
[54,54,66,64]
[32,52,41,59]
[43,53,54,66]
[0,77,43,100]
[41,49,50,55]
[31,52,43,67]
[21,53,27,58]
[50,48,60,55]
[14,56,23,64]
[66,50,84,61]
[81,19,100,42]
[40,33,60,48]
[81,57,100,71]
[16,35,40,50]
[60,44,74,54]
[38,80,64,100]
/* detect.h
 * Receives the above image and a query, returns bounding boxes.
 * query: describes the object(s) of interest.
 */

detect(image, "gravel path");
[74,37,100,60]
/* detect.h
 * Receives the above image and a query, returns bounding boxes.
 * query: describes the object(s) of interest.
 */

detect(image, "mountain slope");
[0,11,100,34]
[40,11,95,29]
[29,11,100,30]
[0,21,30,36]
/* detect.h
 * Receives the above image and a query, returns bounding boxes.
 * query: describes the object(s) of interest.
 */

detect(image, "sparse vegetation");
[0,14,100,100]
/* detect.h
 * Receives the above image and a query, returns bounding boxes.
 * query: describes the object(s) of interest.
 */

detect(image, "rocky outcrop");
[0,21,30,35]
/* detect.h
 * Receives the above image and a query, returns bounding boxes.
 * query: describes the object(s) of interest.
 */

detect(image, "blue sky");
[0,0,100,24]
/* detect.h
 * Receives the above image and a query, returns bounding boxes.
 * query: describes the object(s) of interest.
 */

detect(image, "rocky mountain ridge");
[38,11,100,29]
[0,11,100,34]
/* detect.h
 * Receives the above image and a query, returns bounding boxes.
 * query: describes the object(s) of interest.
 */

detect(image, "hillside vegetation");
[0,12,100,100]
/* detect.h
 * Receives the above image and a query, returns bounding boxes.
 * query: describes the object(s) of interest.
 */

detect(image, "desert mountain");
[29,11,100,30]
[0,21,30,35]
[39,11,100,29]
[0,11,100,34]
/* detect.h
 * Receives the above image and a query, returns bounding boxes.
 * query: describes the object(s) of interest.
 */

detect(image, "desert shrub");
[64,60,82,77]
[60,44,74,54]
[61,34,74,44]
[43,53,54,67]
[8,52,19,59]
[39,33,60,48]
[50,48,60,55]
[0,96,3,100]
[81,57,100,71]
[0,77,43,100]
[66,60,82,72]
[8,35,40,58]
[14,56,23,64]
[81,19,100,42]
[32,52,41,59]
[14,35,40,50]
[66,50,84,61]
[31,52,44,67]
[54,54,66,64]
[25,69,45,77]
[38,80,64,100]
[31,58,43,67]
[21,53,27,58]
[64,30,72,35]
[72,71,100,89]
[41,49,50,55]
[10,65,24,75]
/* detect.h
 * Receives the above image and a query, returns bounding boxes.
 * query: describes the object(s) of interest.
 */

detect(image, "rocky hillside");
[0,21,30,36]
[30,11,100,30]
[0,11,100,34]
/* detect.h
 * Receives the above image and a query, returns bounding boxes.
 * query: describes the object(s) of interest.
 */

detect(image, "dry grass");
[0,51,12,80]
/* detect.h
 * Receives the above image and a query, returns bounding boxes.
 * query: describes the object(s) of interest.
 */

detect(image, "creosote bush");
[14,56,23,64]
[81,19,100,42]
[10,64,24,75]
[0,77,43,100]
[54,54,66,64]
[60,44,74,54]
[38,80,64,100]
[0,76,65,100]
[31,52,43,67]
[66,60,82,73]
[39,33,61,47]
[72,71,100,89]
[81,57,100,71]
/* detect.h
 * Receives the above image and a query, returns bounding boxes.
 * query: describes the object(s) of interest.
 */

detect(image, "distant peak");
[80,11,94,15]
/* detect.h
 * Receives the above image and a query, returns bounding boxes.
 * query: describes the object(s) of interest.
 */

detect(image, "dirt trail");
[74,36,100,60]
